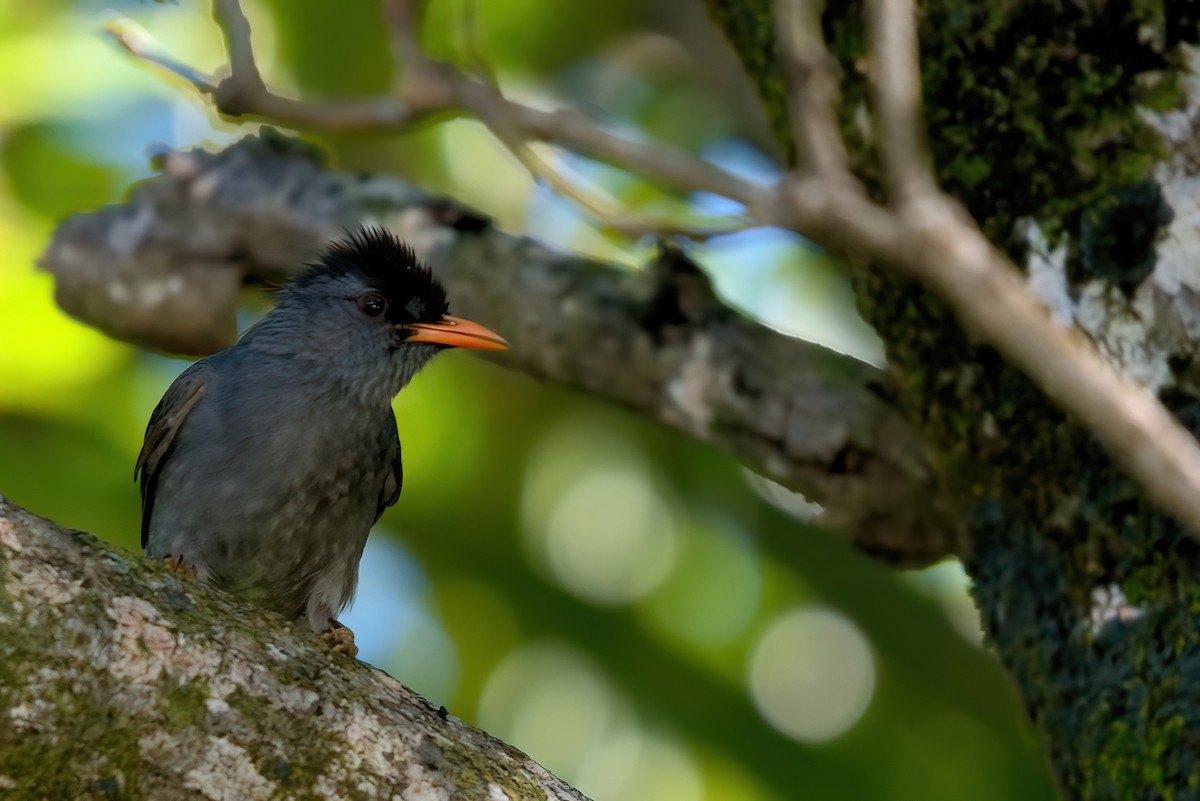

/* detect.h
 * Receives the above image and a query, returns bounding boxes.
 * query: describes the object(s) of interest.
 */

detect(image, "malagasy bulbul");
[136,227,507,656]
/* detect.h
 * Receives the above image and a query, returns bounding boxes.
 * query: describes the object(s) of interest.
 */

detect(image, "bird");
[135,227,508,657]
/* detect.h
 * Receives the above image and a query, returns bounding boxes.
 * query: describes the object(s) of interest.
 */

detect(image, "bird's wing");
[135,363,209,548]
[375,409,403,524]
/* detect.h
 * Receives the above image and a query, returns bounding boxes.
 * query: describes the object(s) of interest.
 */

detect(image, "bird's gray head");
[248,227,507,401]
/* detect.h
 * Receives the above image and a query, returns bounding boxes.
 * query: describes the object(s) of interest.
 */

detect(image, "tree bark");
[704,1,1200,797]
[0,498,587,801]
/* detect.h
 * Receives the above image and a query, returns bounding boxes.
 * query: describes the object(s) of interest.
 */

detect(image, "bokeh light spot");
[576,730,704,801]
[0,255,126,415]
[478,643,620,778]
[747,607,875,743]
[641,519,761,648]
[522,418,679,606]
[543,468,677,605]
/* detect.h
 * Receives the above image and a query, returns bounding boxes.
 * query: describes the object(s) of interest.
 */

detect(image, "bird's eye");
[357,292,388,317]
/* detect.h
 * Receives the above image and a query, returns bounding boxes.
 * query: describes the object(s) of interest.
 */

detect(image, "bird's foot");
[321,619,358,658]
[162,554,197,580]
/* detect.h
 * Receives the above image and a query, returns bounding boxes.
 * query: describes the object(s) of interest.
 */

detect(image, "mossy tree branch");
[0,498,587,800]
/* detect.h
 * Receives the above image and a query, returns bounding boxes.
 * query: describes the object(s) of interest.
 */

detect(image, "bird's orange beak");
[405,315,509,351]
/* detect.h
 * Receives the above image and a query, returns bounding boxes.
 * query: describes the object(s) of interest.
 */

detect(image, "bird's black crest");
[294,227,449,324]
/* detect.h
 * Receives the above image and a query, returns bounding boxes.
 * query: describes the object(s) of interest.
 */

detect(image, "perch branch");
[0,499,586,800]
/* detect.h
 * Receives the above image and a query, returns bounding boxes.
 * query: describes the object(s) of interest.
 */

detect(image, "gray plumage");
[136,228,505,636]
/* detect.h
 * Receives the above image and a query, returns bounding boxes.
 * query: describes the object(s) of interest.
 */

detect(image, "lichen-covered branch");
[39,133,950,565]
[0,498,587,800]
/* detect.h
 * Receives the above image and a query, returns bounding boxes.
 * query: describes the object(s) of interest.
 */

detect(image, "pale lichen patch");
[665,334,718,432]
[1075,280,1172,390]
[0,519,21,552]
[313,772,352,800]
[106,595,184,684]
[489,782,514,801]
[1088,583,1144,634]
[1149,169,1200,296]
[1022,220,1075,326]
[211,661,319,713]
[19,562,83,606]
[402,763,452,801]
[183,736,278,801]
[7,699,53,734]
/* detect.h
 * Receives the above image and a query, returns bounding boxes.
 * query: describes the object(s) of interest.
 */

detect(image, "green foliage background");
[0,1,1057,798]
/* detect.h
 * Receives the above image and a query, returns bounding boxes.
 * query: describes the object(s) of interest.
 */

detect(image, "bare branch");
[382,0,424,68]
[782,177,1200,542]
[769,0,1200,534]
[898,200,1200,543]
[774,0,853,181]
[212,0,262,87]
[866,0,935,199]
[511,142,748,239]
[105,21,218,93]
[394,0,760,235]
[99,0,1200,541]
[113,0,768,211]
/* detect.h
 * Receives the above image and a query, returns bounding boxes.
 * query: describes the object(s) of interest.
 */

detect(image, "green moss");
[0,740,95,800]
[1085,713,1187,798]
[159,676,212,729]
[225,689,354,801]
[704,0,1200,795]
[0,671,144,800]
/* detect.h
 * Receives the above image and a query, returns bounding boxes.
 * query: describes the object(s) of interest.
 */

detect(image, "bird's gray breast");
[146,364,396,620]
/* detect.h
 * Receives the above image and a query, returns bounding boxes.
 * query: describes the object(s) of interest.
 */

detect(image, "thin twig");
[774,0,853,181]
[459,0,500,89]
[383,0,424,68]
[383,0,750,238]
[514,142,748,239]
[105,21,218,93]
[866,0,935,199]
[212,0,262,87]
[115,0,765,209]
[769,0,1200,536]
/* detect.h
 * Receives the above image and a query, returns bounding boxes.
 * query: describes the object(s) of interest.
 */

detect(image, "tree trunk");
[703,1,1200,797]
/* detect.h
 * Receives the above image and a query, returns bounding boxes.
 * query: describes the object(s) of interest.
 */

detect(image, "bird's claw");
[322,620,358,658]
[162,553,197,580]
